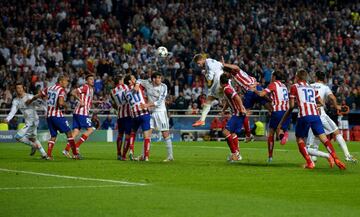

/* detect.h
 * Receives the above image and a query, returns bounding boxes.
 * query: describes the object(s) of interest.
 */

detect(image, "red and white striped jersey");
[264,81,289,112]
[41,84,66,117]
[125,85,149,118]
[223,83,245,116]
[230,68,257,91]
[111,84,131,118]
[290,81,320,117]
[74,84,93,116]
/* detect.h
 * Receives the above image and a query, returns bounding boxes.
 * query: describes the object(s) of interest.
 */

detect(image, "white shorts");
[150,111,169,131]
[320,113,338,135]
[208,79,223,98]
[17,120,39,138]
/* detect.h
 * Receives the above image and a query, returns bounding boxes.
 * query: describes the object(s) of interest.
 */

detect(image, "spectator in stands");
[101,115,115,130]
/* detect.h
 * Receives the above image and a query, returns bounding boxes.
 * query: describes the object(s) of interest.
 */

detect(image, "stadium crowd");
[0,0,359,115]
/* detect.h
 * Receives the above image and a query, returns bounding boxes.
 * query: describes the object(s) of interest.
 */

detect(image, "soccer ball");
[157,46,168,57]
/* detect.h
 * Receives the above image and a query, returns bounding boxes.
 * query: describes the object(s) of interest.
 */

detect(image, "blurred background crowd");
[0,0,359,117]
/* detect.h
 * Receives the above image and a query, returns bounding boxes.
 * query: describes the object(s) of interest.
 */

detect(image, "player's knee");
[14,134,23,141]
[87,127,94,134]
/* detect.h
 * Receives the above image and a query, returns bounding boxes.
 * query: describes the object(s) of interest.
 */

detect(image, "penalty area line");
[0,168,148,186]
[0,185,129,191]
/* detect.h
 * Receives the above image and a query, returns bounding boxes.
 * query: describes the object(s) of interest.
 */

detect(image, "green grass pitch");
[0,140,359,217]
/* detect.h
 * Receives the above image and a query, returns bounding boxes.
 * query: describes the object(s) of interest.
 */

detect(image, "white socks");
[336,134,351,158]
[34,139,47,157]
[200,103,211,122]
[307,147,330,158]
[165,137,173,159]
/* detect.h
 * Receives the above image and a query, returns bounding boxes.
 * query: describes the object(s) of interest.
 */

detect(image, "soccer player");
[138,72,174,162]
[306,71,357,163]
[192,54,224,127]
[220,74,246,161]
[27,75,79,160]
[277,69,346,169]
[62,74,95,158]
[222,62,272,142]
[110,76,133,160]
[3,83,47,158]
[250,71,290,162]
[123,74,152,161]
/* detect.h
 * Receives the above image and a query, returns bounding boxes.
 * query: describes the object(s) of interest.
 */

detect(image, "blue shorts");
[117,117,132,135]
[269,111,291,130]
[131,114,151,132]
[295,115,325,138]
[47,117,71,137]
[72,114,92,130]
[225,115,245,133]
[243,85,269,109]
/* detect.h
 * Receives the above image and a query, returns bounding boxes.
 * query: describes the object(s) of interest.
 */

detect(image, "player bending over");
[306,71,357,164]
[3,83,47,158]
[63,74,95,158]
[138,72,174,161]
[124,74,152,161]
[277,69,345,169]
[222,61,272,142]
[192,54,224,127]
[27,75,79,160]
[250,71,291,162]
[110,76,133,160]
[220,74,246,162]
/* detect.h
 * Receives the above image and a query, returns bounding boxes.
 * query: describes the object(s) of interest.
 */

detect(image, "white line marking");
[0,168,148,186]
[0,185,128,191]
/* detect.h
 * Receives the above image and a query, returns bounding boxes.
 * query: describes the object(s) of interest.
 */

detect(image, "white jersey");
[138,79,167,112]
[310,82,333,115]
[204,58,223,82]
[6,94,40,124]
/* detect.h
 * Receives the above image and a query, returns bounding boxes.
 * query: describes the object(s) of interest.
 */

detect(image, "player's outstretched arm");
[328,94,342,110]
[4,100,19,122]
[25,93,42,105]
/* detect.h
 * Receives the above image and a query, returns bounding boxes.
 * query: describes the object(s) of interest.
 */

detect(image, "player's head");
[114,75,123,85]
[15,82,25,96]
[272,71,284,82]
[86,74,95,86]
[315,71,326,82]
[193,54,205,68]
[220,73,230,87]
[124,74,136,86]
[151,72,162,86]
[295,69,308,82]
[58,75,69,88]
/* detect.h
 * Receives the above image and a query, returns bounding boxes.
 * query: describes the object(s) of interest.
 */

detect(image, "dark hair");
[296,69,308,81]
[123,74,132,85]
[86,73,95,80]
[220,73,229,85]
[151,72,162,80]
[114,75,123,85]
[192,54,204,63]
[272,71,283,81]
[315,71,326,81]
[15,82,24,87]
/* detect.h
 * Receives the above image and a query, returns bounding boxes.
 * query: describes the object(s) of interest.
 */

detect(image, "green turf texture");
[0,140,359,217]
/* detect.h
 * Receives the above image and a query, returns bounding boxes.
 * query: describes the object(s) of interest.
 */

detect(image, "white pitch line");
[0,168,148,186]
[0,185,128,191]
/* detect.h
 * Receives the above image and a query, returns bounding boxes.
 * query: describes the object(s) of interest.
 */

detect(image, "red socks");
[297,141,312,163]
[47,141,55,157]
[243,116,251,137]
[75,134,88,148]
[129,132,135,154]
[68,137,77,155]
[144,138,150,158]
[226,134,239,153]
[323,140,338,159]
[268,135,274,158]
[232,135,239,152]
